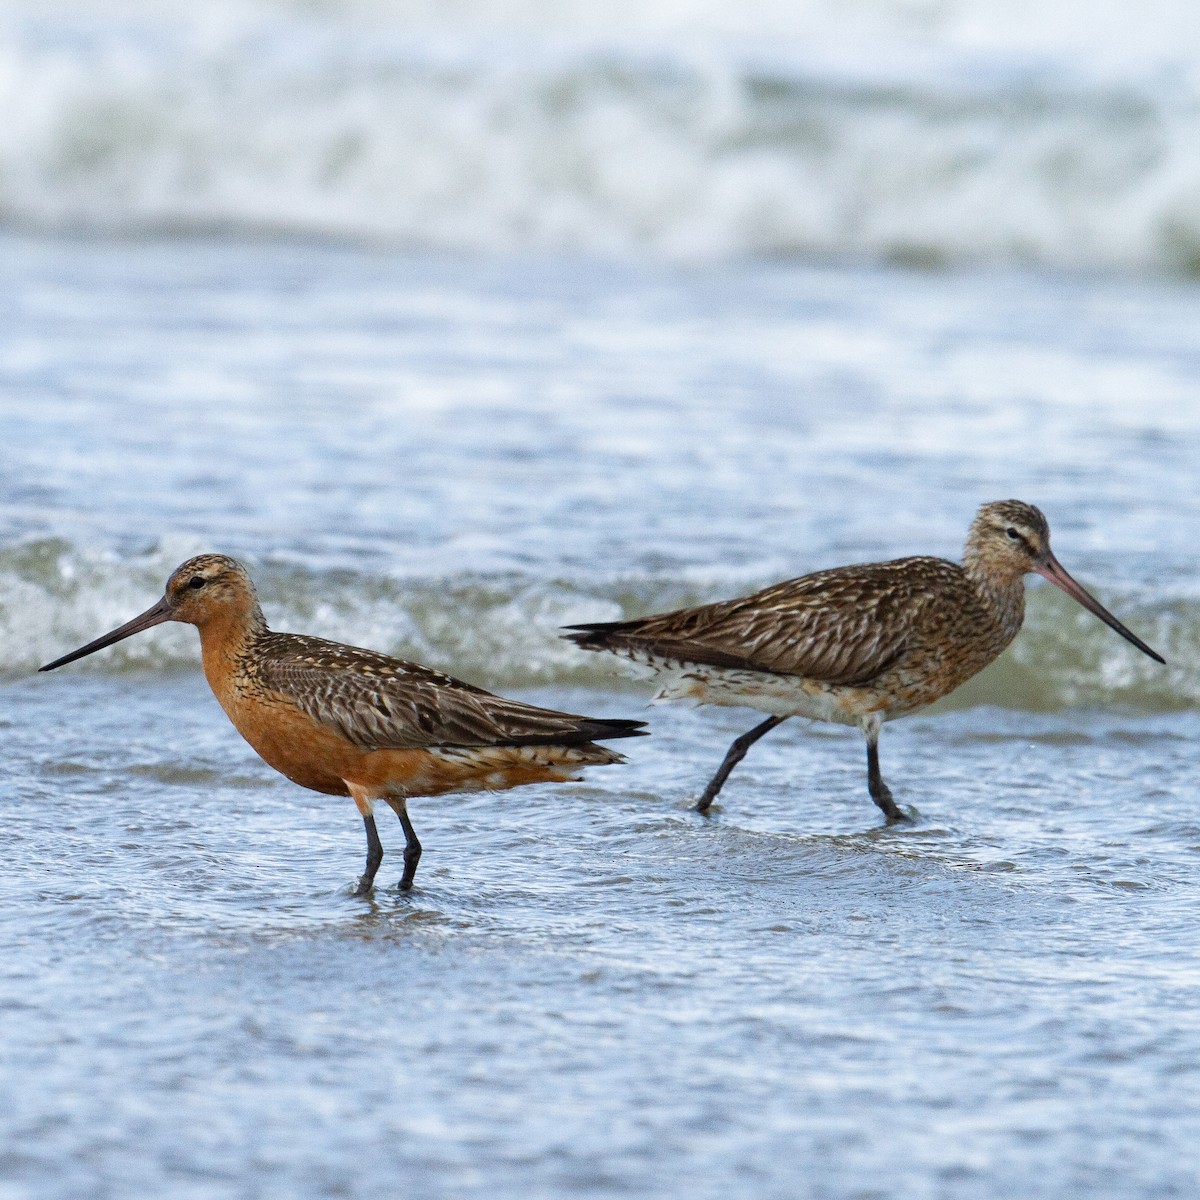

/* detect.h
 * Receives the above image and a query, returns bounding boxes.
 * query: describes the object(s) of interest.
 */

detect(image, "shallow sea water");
[1,235,1199,1198]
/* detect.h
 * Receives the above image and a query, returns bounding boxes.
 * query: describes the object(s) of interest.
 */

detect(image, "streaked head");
[966,499,1052,575]
[966,500,1163,664]
[161,554,259,625]
[39,553,263,672]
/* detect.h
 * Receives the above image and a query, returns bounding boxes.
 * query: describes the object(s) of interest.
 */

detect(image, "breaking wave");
[4,537,1193,714]
[4,0,1200,272]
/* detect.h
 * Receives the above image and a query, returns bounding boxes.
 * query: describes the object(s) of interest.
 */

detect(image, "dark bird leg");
[387,799,423,891]
[695,715,788,813]
[864,727,907,822]
[356,812,384,896]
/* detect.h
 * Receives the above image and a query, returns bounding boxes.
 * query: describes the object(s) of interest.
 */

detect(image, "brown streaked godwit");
[40,554,646,893]
[565,500,1164,820]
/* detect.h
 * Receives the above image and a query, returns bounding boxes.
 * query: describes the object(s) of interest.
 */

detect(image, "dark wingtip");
[508,716,648,749]
[592,718,649,741]
[561,622,625,650]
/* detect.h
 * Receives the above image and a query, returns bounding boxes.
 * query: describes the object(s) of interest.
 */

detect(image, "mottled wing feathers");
[255,633,646,752]
[567,557,969,686]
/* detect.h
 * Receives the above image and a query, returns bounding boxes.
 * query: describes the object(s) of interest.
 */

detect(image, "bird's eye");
[187,576,206,590]
[1005,527,1021,541]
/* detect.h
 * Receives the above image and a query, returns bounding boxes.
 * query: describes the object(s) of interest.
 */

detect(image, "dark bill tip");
[39,597,174,672]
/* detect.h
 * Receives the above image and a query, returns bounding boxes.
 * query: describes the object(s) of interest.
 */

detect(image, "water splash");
[5,1,1200,272]
[10,538,1192,712]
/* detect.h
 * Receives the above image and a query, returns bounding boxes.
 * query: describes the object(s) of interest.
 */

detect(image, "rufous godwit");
[565,500,1164,819]
[40,554,646,893]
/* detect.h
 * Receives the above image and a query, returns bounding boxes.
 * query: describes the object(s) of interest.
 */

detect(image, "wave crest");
[9,540,1192,714]
[4,6,1200,272]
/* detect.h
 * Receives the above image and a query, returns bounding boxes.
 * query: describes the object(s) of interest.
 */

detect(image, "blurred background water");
[1,2,1199,1198]
[6,0,1200,273]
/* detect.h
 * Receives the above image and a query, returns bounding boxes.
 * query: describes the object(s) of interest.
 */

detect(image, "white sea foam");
[4,0,1200,271]
[8,539,1194,714]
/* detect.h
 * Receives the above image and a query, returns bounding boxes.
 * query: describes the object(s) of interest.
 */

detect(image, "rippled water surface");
[2,235,1199,1198]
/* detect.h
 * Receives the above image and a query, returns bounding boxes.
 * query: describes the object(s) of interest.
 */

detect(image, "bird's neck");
[962,553,1027,642]
[196,602,270,693]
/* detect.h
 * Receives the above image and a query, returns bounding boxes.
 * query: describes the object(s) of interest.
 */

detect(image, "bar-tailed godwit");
[41,555,646,893]
[565,501,1164,819]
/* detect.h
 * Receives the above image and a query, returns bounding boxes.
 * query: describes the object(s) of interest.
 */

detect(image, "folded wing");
[257,634,646,752]
[566,557,963,686]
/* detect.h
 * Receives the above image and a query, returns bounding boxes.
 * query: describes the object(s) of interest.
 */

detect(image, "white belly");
[648,662,871,727]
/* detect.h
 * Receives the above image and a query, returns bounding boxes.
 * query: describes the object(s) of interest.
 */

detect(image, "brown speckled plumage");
[570,555,1020,707]
[250,633,633,753]
[41,554,645,893]
[566,500,1163,820]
